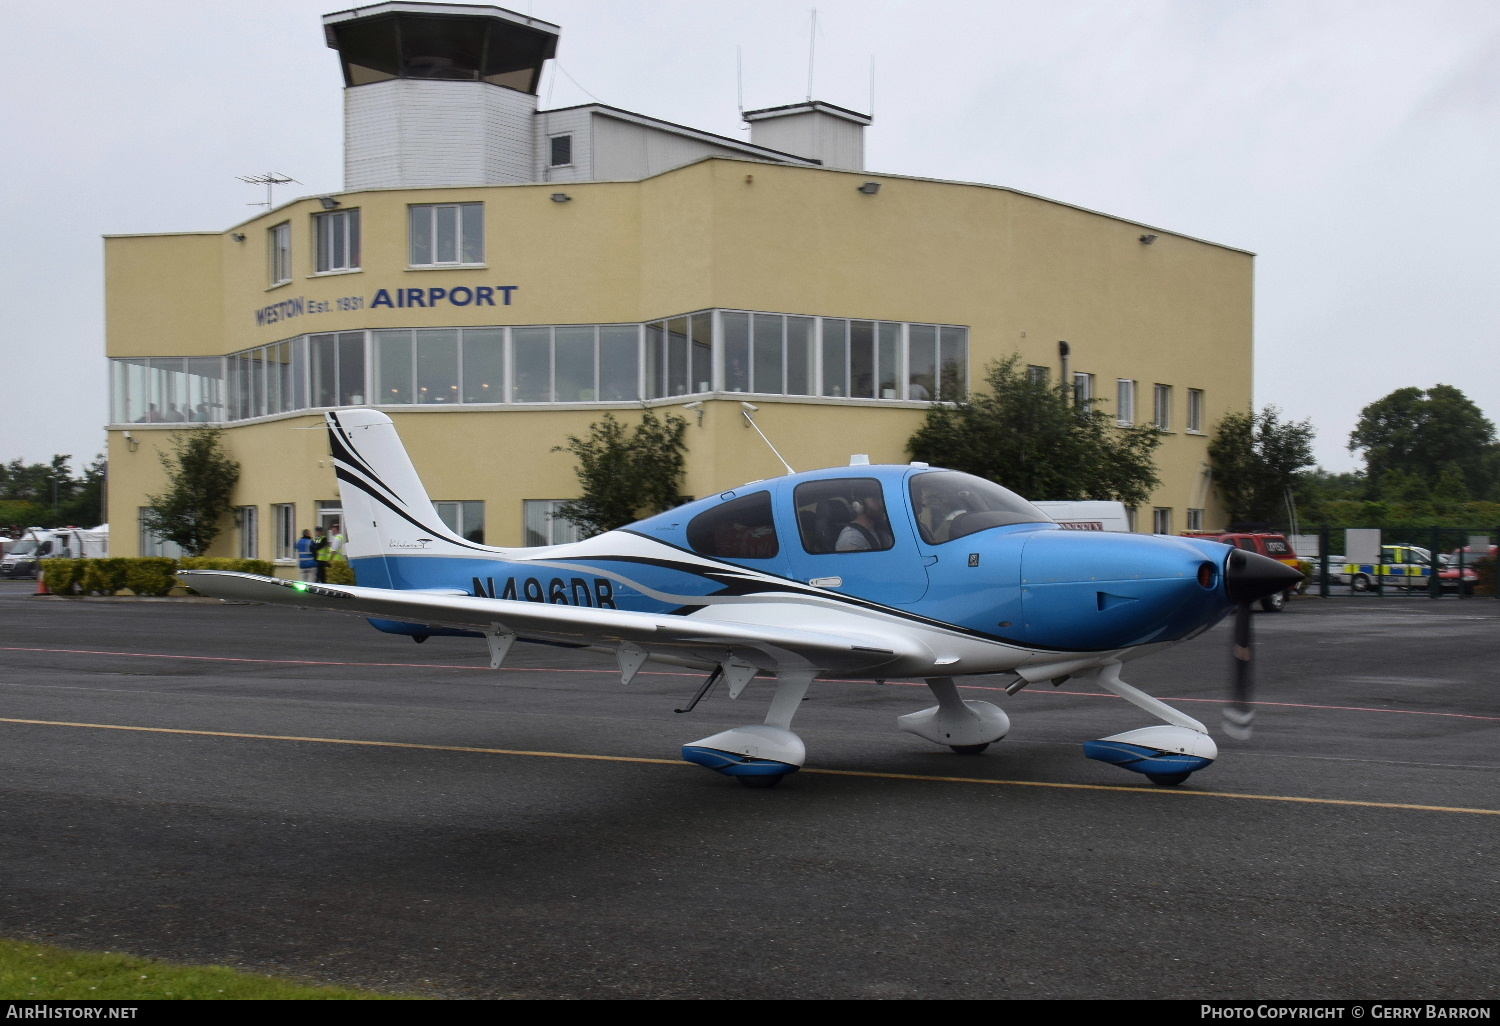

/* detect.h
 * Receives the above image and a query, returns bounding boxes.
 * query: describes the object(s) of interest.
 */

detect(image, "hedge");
[41,557,275,597]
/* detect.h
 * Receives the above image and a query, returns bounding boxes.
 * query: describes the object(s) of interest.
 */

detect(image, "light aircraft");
[180,409,1302,789]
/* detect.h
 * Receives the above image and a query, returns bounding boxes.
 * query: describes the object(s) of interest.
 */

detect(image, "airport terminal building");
[104,1,1252,567]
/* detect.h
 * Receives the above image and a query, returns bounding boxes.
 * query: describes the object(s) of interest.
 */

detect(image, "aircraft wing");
[177,570,923,674]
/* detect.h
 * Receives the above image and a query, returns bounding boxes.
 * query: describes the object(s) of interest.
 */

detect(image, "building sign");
[254,285,519,327]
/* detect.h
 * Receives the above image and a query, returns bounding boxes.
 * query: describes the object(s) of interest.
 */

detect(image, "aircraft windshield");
[909,471,1050,544]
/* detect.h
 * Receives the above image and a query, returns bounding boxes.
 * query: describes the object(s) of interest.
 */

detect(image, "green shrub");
[327,561,357,586]
[124,558,179,597]
[81,558,131,596]
[42,559,82,595]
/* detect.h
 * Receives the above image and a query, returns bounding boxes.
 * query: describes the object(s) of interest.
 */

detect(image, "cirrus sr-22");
[181,410,1302,789]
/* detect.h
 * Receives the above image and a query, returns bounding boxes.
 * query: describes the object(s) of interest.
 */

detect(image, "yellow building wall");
[105,156,1249,554]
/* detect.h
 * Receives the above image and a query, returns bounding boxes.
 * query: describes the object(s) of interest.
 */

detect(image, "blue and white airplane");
[180,409,1302,789]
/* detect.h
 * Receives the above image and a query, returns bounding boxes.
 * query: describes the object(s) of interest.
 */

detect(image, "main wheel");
[1145,772,1191,786]
[1260,590,1286,612]
[950,743,990,755]
[736,774,785,789]
[1351,573,1372,593]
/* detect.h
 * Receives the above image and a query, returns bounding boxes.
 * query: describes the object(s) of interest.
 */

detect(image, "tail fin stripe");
[326,424,406,509]
[333,467,490,551]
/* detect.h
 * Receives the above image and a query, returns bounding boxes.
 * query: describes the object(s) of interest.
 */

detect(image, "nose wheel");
[950,743,990,755]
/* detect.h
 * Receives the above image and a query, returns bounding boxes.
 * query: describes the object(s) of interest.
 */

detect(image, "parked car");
[1180,531,1302,611]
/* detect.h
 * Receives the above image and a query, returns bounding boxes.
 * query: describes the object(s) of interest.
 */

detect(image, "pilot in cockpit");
[835,485,895,552]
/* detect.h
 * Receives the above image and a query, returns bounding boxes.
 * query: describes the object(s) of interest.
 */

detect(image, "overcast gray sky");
[2,0,1496,474]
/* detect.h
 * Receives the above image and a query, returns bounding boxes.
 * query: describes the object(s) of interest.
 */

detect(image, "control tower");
[324,2,560,189]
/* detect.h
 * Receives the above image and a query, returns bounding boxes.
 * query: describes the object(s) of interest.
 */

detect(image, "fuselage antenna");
[740,403,795,475]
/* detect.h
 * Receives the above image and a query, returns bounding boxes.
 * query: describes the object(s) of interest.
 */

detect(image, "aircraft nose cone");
[1224,549,1304,603]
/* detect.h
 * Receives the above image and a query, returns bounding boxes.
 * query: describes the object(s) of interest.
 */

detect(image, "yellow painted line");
[3,716,1497,817]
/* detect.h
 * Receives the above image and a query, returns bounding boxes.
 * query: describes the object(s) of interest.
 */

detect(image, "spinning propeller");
[1220,550,1305,740]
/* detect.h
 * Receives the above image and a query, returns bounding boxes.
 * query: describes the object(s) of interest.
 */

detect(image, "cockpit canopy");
[908,471,1050,544]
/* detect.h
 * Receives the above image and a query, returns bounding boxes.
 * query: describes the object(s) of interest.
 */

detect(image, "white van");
[1032,501,1131,533]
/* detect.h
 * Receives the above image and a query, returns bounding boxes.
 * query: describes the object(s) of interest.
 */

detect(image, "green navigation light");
[293,582,308,592]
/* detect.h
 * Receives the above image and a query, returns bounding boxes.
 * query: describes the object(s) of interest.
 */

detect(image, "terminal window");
[1027,365,1050,386]
[410,203,483,266]
[1154,384,1172,430]
[1152,507,1172,535]
[1187,388,1204,432]
[549,134,573,167]
[435,501,485,544]
[269,222,292,286]
[1186,508,1204,531]
[523,500,584,547]
[1073,372,1094,404]
[1116,379,1136,426]
[236,506,259,559]
[273,504,296,561]
[315,209,361,273]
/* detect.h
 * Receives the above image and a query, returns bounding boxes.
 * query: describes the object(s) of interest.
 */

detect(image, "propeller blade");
[1224,598,1254,740]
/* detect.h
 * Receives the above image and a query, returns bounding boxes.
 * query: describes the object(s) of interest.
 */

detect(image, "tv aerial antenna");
[237,172,299,210]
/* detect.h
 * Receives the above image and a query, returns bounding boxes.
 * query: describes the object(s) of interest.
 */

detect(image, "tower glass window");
[410,203,484,266]
[327,11,556,93]
[269,222,291,286]
[315,209,361,272]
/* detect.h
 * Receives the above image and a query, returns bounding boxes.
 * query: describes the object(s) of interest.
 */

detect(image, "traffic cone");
[35,572,50,595]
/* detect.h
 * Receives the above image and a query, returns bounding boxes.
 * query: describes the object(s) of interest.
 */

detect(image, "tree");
[1348,385,1497,498]
[907,355,1163,507]
[0,453,103,528]
[1207,406,1316,525]
[553,409,689,537]
[140,428,241,556]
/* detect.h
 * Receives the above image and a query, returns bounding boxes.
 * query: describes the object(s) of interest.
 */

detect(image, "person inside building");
[835,485,894,552]
[296,528,317,582]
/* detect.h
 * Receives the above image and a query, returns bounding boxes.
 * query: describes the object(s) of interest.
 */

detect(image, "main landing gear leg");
[1082,661,1217,786]
[897,677,1011,754]
[681,670,815,788]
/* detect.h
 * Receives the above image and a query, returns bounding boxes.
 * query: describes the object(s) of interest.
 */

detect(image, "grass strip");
[0,938,407,1000]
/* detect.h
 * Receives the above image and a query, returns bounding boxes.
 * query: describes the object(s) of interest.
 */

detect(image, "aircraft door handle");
[922,555,939,566]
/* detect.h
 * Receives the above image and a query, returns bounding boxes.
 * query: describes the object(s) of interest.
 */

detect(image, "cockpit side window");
[686,491,779,560]
[793,477,895,554]
[908,471,1049,544]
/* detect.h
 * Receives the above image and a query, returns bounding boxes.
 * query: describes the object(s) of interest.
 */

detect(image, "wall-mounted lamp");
[122,430,139,452]
[683,399,704,426]
[231,233,246,242]
[551,192,572,203]
[318,196,341,210]
[858,182,881,195]
[1139,234,1158,244]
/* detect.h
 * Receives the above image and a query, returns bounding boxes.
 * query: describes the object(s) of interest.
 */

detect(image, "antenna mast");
[237,172,298,210]
[806,8,817,102]
[737,44,745,124]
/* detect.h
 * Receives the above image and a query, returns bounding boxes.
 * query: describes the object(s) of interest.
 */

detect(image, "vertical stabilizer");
[325,410,494,561]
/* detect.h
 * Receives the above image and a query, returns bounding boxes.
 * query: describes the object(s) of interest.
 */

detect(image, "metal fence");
[1310,525,1499,599]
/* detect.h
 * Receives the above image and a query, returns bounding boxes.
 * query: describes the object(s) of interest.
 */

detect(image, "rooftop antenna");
[736,44,745,120]
[869,55,875,117]
[806,8,818,102]
[237,172,298,210]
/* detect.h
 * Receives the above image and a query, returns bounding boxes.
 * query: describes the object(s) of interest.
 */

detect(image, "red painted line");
[3,645,1497,723]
